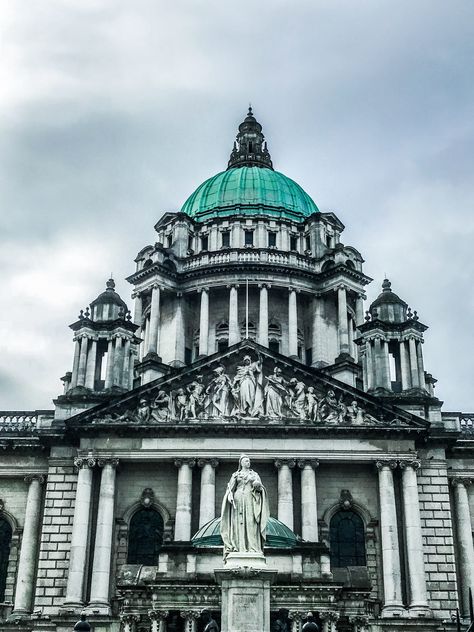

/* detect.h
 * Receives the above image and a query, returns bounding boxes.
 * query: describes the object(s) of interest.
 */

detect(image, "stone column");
[148,284,161,355]
[321,612,339,632]
[198,459,218,527]
[416,341,426,389]
[63,458,96,608]
[89,458,119,612]
[288,287,298,358]
[312,294,329,366]
[85,338,98,390]
[400,340,410,390]
[452,477,474,615]
[70,338,81,388]
[76,335,89,387]
[365,341,374,390]
[148,610,169,632]
[198,287,209,356]
[408,337,420,388]
[12,475,44,615]
[180,610,200,632]
[120,614,139,632]
[228,285,240,345]
[275,459,295,530]
[382,340,391,389]
[133,291,142,327]
[104,338,115,389]
[174,459,195,541]
[298,459,319,541]
[400,460,431,616]
[122,338,131,387]
[174,292,186,365]
[373,337,383,388]
[355,294,365,329]
[337,285,350,356]
[376,461,405,616]
[258,284,269,347]
[113,335,124,386]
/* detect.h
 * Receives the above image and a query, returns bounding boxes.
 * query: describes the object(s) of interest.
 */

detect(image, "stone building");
[0,109,473,632]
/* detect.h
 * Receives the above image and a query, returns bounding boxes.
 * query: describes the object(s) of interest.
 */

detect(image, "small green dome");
[192,516,301,549]
[181,167,319,222]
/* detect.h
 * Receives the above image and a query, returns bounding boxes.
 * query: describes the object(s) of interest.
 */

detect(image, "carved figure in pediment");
[135,397,152,423]
[203,366,233,417]
[264,367,288,417]
[347,400,365,425]
[319,389,345,424]
[151,390,169,422]
[232,354,264,416]
[306,386,319,422]
[170,388,187,421]
[288,378,307,419]
[186,375,205,418]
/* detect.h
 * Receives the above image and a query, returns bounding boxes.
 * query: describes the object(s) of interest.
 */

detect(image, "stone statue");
[288,378,306,419]
[204,366,233,417]
[264,367,288,417]
[201,610,219,632]
[347,399,365,425]
[171,388,187,421]
[302,612,320,632]
[151,390,169,421]
[186,376,205,418]
[220,454,270,559]
[232,355,264,416]
[319,390,341,424]
[305,386,319,422]
[135,397,151,423]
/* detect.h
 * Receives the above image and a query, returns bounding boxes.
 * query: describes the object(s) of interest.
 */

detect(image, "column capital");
[74,456,96,469]
[320,611,339,622]
[148,610,169,621]
[226,283,240,289]
[198,286,210,293]
[176,291,183,299]
[297,458,319,470]
[452,476,472,488]
[399,459,421,471]
[197,458,219,468]
[288,611,304,622]
[131,290,142,299]
[375,459,398,471]
[337,283,347,292]
[97,457,120,469]
[274,458,296,469]
[24,474,45,484]
[288,286,300,294]
[174,458,196,468]
[151,283,160,291]
[258,282,271,289]
[180,610,201,620]
[120,614,140,627]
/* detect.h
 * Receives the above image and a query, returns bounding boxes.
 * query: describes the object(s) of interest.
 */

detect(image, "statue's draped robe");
[233,362,264,415]
[220,469,269,557]
[264,375,287,417]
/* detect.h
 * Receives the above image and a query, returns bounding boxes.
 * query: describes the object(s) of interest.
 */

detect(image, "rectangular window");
[167,234,173,248]
[268,231,277,247]
[305,236,311,251]
[201,235,208,251]
[269,340,280,354]
[185,347,192,365]
[188,235,193,250]
[244,230,254,246]
[290,235,298,251]
[305,347,313,366]
[221,231,230,248]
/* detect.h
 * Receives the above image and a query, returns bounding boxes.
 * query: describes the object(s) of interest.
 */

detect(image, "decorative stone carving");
[140,488,155,508]
[91,351,417,428]
[338,489,353,510]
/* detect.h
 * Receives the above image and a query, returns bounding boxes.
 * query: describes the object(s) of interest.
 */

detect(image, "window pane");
[268,232,276,247]
[245,231,253,246]
[329,510,366,567]
[127,509,164,565]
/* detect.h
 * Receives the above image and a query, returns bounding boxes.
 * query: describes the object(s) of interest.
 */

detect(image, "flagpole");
[246,279,249,339]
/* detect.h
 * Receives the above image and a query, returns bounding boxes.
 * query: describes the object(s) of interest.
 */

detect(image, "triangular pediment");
[67,341,429,434]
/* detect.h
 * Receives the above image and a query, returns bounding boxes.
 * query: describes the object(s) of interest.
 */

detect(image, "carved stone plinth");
[225,551,266,568]
[215,567,277,632]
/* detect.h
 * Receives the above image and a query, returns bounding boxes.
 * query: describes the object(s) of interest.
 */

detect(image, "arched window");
[127,508,164,565]
[329,510,366,567]
[0,518,12,601]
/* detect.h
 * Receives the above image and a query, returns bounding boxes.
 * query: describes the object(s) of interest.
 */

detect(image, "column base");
[381,604,407,618]
[408,604,432,618]
[8,610,31,621]
[84,602,111,616]
[60,601,85,614]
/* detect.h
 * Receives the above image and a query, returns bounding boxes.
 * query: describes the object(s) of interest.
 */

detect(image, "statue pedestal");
[225,551,267,568]
[215,566,277,632]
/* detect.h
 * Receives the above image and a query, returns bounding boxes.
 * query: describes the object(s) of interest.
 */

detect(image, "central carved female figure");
[220,454,270,559]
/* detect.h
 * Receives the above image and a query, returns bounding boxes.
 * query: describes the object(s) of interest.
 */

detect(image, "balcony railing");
[460,414,474,435]
[181,248,316,273]
[0,411,53,434]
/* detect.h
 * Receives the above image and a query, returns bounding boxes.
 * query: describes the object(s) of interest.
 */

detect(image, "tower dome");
[181,109,320,222]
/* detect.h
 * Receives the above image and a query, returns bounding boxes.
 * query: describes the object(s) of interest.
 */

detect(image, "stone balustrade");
[0,411,53,433]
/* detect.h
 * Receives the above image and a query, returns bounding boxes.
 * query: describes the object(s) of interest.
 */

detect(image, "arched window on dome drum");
[329,510,366,568]
[216,322,229,353]
[0,518,12,601]
[127,508,164,565]
[268,323,281,354]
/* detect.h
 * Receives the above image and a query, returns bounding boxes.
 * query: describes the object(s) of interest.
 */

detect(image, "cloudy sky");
[1,1,473,411]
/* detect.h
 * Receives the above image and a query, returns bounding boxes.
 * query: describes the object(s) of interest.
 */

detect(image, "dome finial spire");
[227,107,273,170]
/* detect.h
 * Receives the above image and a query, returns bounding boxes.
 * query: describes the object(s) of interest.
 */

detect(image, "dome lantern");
[227,106,273,170]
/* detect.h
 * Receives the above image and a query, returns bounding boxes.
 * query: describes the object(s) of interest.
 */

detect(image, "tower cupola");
[369,279,408,323]
[227,107,273,170]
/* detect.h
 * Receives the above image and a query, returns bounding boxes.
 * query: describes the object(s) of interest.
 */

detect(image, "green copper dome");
[192,516,301,548]
[181,167,319,222]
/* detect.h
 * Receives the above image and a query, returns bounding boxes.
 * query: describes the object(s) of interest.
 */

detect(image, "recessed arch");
[0,516,13,601]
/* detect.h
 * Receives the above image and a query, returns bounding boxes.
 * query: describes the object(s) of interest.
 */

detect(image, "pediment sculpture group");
[105,354,386,426]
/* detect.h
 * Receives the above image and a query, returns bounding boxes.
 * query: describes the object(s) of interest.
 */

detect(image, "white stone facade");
[0,112,472,632]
